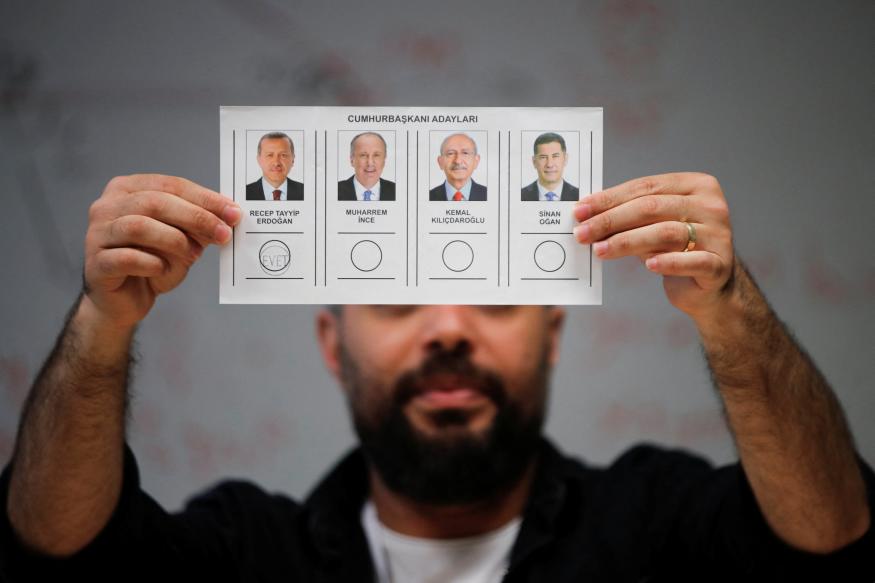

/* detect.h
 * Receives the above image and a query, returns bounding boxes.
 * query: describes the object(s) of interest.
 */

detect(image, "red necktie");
[273,189,281,201]
[453,191,463,201]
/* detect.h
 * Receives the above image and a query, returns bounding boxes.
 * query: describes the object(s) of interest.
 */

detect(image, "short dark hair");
[533,132,566,154]
[258,132,294,155]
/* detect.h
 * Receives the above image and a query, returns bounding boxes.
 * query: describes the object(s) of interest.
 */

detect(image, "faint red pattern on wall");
[607,96,666,139]
[0,356,30,405]
[182,414,293,479]
[597,0,669,76]
[596,400,727,445]
[388,34,460,69]
[804,258,850,304]
[292,51,376,105]
[597,400,668,435]
[665,316,695,348]
[155,311,193,394]
[744,250,785,287]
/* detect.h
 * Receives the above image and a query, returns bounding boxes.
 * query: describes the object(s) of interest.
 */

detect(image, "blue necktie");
[363,190,373,201]
[546,191,557,201]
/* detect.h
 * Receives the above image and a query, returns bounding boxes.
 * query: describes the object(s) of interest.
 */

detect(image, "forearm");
[694,260,869,553]
[6,293,135,556]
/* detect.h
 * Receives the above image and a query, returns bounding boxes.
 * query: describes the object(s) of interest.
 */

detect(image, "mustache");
[393,349,507,408]
[449,162,468,171]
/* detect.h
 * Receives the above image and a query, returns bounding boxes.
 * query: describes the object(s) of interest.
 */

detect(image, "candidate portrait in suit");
[337,132,395,201]
[521,132,579,202]
[429,132,487,201]
[246,132,304,201]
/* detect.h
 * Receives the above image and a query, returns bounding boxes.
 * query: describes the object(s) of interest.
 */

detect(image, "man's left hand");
[573,172,735,319]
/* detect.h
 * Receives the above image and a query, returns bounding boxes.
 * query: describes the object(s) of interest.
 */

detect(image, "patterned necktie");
[363,190,373,201]
[453,191,464,201]
[273,189,281,201]
[546,191,557,201]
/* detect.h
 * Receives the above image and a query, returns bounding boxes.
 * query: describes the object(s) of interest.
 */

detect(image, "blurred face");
[258,137,294,187]
[438,135,480,189]
[533,141,567,187]
[350,134,387,189]
[317,305,565,504]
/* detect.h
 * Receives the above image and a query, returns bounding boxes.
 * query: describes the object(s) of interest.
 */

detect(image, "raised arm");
[574,173,869,553]
[6,175,240,556]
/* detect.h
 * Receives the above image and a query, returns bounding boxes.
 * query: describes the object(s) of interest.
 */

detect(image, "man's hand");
[84,174,241,328]
[573,172,734,319]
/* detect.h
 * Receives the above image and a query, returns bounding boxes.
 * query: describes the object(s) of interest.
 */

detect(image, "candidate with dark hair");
[521,132,579,202]
[246,132,304,201]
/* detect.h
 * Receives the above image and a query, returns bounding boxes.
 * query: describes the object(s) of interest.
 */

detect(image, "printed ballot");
[219,107,602,305]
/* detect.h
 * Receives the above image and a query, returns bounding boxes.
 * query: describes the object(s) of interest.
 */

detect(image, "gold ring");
[683,222,697,252]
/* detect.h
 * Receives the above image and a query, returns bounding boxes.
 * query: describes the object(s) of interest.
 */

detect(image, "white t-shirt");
[361,500,521,583]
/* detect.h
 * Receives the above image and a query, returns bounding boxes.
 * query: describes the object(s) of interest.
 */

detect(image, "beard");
[339,342,549,505]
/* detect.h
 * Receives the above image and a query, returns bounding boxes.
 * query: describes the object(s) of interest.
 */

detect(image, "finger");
[88,248,166,290]
[574,172,715,221]
[644,250,728,283]
[114,191,232,246]
[573,195,693,244]
[113,174,242,226]
[103,215,203,262]
[591,221,704,259]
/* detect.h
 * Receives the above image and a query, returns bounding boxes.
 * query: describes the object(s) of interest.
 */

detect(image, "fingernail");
[646,257,658,271]
[593,241,608,256]
[223,205,241,225]
[579,193,593,204]
[574,204,592,221]
[575,223,591,242]
[214,223,232,244]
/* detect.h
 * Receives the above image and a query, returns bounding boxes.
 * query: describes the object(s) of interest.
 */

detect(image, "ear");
[316,308,343,382]
[545,306,566,367]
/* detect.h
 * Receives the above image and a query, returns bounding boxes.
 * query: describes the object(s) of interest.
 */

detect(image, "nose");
[419,305,474,356]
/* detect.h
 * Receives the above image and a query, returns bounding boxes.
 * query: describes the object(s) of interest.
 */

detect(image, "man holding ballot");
[1,172,872,581]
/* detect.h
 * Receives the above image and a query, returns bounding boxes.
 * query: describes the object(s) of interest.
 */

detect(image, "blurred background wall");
[1,0,872,510]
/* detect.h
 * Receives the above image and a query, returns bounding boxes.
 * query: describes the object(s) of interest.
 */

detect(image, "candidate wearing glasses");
[429,133,487,201]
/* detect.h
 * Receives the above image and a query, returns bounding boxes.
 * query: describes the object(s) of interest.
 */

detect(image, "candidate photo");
[521,132,579,202]
[429,132,487,201]
[337,132,395,201]
[246,132,304,201]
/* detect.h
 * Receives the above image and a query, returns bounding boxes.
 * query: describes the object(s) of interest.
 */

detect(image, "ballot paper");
[219,107,602,305]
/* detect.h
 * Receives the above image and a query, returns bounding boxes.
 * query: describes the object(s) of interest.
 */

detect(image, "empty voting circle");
[442,240,474,272]
[350,240,382,272]
[534,240,566,272]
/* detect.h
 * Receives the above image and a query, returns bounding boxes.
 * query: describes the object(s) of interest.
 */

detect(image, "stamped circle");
[350,240,383,272]
[533,240,566,273]
[259,240,291,276]
[442,240,474,272]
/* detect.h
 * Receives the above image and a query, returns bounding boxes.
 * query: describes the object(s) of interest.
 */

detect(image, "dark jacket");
[521,180,579,201]
[1,439,873,581]
[429,180,487,201]
[337,177,396,201]
[246,177,304,201]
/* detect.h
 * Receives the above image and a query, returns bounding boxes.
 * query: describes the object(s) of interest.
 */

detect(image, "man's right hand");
[83,174,241,328]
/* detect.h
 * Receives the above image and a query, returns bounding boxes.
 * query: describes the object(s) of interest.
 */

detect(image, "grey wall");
[1,0,872,510]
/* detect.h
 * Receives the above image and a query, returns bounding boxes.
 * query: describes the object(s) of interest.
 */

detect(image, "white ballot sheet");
[220,107,602,305]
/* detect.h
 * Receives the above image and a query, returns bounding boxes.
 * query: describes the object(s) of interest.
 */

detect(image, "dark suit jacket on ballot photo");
[521,180,579,201]
[246,178,305,201]
[337,177,396,201]
[429,181,487,201]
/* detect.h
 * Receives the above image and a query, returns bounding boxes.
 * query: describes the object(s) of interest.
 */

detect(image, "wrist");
[73,294,137,364]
